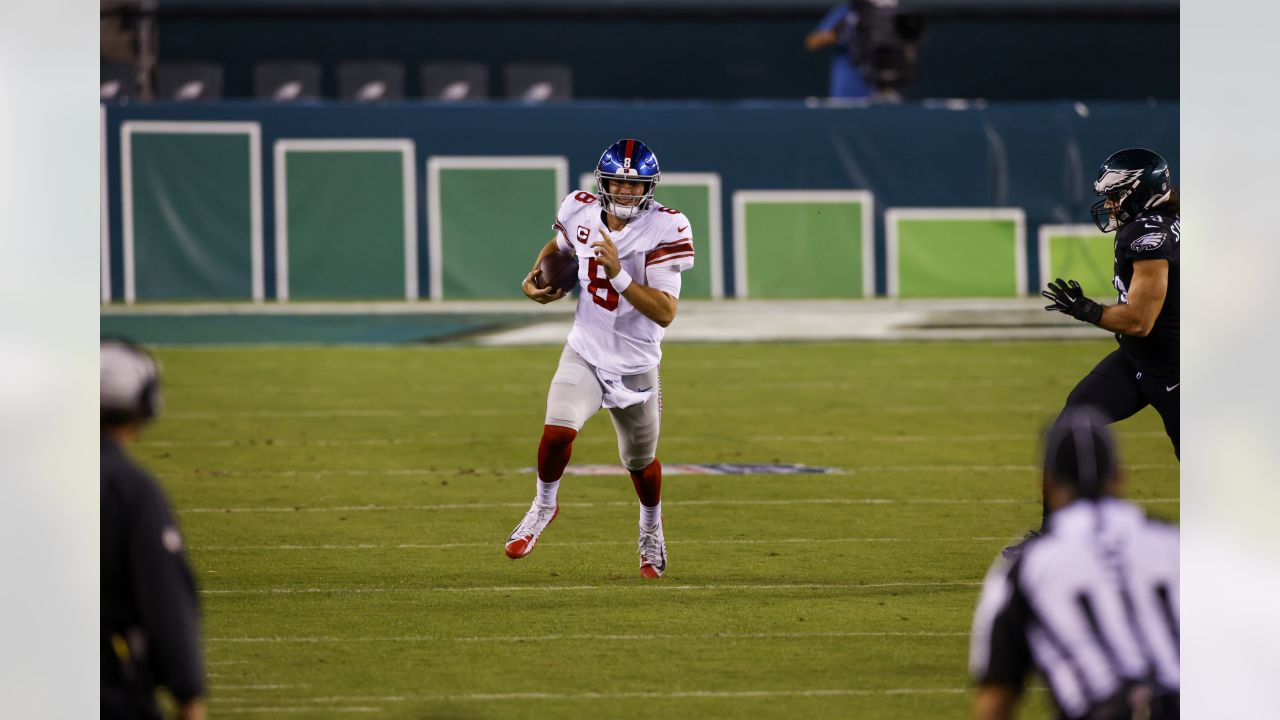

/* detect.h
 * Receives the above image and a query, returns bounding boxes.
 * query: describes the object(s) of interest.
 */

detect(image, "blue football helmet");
[594,138,661,220]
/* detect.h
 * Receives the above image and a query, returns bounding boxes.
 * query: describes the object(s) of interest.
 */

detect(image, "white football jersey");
[551,190,695,375]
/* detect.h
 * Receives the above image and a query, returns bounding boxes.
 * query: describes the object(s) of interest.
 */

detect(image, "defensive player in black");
[101,340,207,720]
[1006,148,1179,555]
[1044,147,1180,455]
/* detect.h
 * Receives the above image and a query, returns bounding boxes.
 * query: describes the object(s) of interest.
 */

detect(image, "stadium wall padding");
[102,100,1178,301]
[152,13,1178,102]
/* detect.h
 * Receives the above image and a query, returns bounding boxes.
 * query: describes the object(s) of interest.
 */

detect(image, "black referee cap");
[1043,406,1118,500]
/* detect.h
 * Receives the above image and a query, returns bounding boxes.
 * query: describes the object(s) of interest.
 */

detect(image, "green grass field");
[140,340,1178,719]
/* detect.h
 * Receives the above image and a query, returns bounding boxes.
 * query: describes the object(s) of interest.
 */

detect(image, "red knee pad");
[540,424,577,448]
[629,458,662,507]
[538,425,577,483]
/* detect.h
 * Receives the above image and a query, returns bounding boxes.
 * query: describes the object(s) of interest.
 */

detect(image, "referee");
[101,340,207,720]
[970,408,1179,720]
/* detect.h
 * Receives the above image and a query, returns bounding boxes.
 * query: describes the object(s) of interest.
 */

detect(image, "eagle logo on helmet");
[1089,148,1173,233]
[1095,168,1145,195]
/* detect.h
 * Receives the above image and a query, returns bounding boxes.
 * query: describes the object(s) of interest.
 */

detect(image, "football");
[535,250,579,293]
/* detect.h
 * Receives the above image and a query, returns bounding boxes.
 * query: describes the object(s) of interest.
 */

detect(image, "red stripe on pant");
[538,425,577,483]
[629,458,662,507]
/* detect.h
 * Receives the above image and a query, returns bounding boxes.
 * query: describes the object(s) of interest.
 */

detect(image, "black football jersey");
[1112,212,1179,375]
[102,437,206,706]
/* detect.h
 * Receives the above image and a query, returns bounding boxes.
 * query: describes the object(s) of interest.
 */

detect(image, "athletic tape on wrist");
[610,269,633,294]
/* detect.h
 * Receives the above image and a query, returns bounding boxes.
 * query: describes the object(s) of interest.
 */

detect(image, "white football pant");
[544,344,661,471]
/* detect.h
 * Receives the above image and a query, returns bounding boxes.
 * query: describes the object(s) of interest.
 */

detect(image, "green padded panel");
[439,168,559,299]
[896,218,1018,298]
[129,131,254,300]
[284,150,407,300]
[1046,231,1115,300]
[744,200,865,299]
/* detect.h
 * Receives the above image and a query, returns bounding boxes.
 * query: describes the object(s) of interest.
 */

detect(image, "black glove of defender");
[1042,278,1104,325]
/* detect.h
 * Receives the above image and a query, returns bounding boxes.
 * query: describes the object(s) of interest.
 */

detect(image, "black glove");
[1042,278,1103,324]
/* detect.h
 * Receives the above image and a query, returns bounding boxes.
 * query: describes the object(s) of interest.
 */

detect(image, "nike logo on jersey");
[677,225,688,233]
[1166,383,1179,392]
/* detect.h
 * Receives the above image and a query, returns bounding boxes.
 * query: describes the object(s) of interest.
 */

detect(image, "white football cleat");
[638,517,667,579]
[504,501,559,559]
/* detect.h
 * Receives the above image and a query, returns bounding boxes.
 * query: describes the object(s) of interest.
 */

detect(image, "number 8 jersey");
[551,190,695,375]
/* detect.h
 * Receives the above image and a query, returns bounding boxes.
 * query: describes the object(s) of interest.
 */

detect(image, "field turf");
[140,340,1179,719]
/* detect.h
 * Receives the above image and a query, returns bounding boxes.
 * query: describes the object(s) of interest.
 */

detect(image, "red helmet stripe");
[625,139,636,166]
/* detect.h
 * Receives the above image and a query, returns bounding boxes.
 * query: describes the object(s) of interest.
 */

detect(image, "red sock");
[629,458,662,507]
[537,425,577,483]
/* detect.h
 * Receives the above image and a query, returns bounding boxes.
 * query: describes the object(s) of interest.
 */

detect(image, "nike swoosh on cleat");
[1165,383,1179,392]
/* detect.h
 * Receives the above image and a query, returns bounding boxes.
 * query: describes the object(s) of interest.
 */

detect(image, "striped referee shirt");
[970,498,1180,718]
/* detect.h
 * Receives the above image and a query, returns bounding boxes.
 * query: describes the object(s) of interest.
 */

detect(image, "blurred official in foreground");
[970,408,1179,720]
[101,340,206,720]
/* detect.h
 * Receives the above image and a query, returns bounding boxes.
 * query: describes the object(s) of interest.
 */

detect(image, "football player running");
[506,138,695,579]
[1007,148,1180,557]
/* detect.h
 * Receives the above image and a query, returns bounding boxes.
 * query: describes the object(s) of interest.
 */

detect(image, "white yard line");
[215,707,383,715]
[165,463,1174,482]
[194,536,1011,551]
[214,688,973,706]
[747,431,1170,443]
[183,501,533,513]
[168,469,520,480]
[207,630,969,644]
[160,402,1065,420]
[216,698,403,704]
[138,430,1171,448]
[215,684,306,690]
[200,581,982,596]
[448,688,971,700]
[180,497,1178,514]
[159,378,1058,394]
